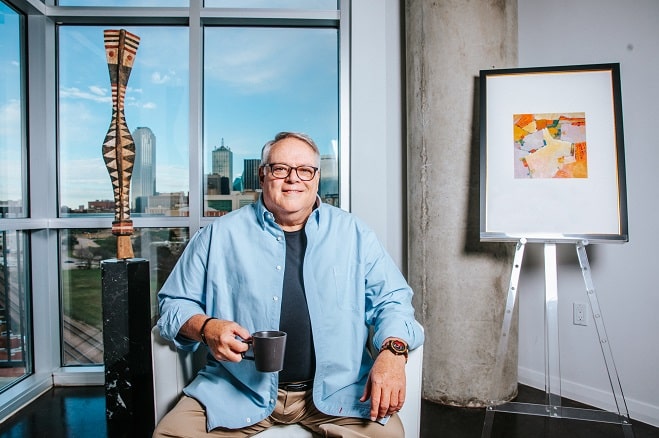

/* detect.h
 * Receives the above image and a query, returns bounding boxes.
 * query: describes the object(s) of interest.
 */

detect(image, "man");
[154,132,424,437]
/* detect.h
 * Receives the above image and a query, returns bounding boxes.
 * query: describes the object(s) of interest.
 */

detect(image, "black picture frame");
[479,63,628,243]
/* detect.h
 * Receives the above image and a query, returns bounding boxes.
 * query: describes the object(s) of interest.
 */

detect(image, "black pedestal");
[101,258,154,437]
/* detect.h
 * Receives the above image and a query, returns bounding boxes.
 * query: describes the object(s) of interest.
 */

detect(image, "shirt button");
[246,417,251,423]
[273,296,279,301]
[276,265,282,270]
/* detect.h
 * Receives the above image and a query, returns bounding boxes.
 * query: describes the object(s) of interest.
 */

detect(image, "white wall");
[349,0,406,270]
[517,0,659,427]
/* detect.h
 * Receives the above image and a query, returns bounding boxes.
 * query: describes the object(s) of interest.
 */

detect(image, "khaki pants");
[153,389,404,438]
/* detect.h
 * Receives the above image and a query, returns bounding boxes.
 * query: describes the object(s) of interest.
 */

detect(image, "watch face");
[391,340,406,353]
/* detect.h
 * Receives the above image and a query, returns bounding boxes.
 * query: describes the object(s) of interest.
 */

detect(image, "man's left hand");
[360,348,407,421]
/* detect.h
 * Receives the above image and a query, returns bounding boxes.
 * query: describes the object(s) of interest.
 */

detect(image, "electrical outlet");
[573,302,587,326]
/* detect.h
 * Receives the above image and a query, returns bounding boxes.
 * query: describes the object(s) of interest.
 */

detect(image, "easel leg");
[544,243,562,415]
[575,241,635,437]
[481,238,527,438]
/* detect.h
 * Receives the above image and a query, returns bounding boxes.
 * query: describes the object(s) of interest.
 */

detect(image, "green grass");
[61,267,160,330]
[61,268,103,330]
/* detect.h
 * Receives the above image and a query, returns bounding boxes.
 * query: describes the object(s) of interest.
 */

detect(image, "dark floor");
[0,384,657,437]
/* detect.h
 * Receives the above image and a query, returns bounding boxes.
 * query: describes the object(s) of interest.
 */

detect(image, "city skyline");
[72,125,339,215]
[60,125,339,212]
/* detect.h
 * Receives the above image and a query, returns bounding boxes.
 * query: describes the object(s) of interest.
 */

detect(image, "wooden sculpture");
[102,29,140,259]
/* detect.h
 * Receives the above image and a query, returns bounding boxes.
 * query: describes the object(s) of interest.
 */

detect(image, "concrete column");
[405,0,519,406]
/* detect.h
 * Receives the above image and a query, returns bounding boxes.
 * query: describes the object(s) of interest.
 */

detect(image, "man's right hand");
[181,315,251,362]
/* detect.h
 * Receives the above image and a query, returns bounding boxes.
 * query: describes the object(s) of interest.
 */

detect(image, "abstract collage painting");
[513,112,587,179]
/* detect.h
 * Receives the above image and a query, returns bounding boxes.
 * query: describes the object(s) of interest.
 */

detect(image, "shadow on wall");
[464,76,514,261]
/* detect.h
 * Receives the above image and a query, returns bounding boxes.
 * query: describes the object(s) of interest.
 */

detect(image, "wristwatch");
[381,339,409,361]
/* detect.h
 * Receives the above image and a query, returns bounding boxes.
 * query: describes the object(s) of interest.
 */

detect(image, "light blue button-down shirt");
[157,196,424,431]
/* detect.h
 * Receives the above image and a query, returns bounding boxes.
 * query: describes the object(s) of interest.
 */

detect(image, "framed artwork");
[479,63,628,243]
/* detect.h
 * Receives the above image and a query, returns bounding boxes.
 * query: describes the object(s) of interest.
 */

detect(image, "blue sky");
[0,4,339,209]
[0,3,23,204]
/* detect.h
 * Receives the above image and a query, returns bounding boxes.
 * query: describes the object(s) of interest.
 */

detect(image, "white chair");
[151,326,424,437]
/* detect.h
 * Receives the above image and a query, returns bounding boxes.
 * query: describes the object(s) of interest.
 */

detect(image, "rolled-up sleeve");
[362,229,424,351]
[157,227,212,350]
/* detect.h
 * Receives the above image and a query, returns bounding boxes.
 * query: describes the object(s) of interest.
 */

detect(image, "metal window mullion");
[4,0,45,15]
[200,7,339,26]
[188,0,202,236]
[338,0,350,212]
[44,6,189,25]
[27,12,62,374]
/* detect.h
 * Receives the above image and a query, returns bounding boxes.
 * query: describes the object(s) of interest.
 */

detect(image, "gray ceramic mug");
[241,330,287,372]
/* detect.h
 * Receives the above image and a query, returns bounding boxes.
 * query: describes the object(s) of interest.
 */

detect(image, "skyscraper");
[131,126,156,213]
[243,158,261,191]
[320,154,338,197]
[212,139,233,181]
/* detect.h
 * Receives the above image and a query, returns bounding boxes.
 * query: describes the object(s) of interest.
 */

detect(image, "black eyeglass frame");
[263,163,320,181]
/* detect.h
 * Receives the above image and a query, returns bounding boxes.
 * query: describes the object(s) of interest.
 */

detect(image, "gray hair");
[260,132,321,166]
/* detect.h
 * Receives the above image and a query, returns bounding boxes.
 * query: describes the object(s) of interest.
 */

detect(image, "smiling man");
[155,132,424,438]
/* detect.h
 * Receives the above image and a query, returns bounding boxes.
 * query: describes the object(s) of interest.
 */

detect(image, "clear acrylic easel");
[481,238,634,438]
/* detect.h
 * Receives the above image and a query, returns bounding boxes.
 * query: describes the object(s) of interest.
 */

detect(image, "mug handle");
[241,339,254,361]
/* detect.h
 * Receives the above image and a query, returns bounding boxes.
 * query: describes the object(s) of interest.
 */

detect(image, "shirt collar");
[255,194,322,230]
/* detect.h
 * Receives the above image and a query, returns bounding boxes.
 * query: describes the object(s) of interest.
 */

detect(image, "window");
[0,2,26,218]
[0,1,31,391]
[202,27,339,215]
[0,231,31,390]
[60,228,188,365]
[58,26,189,217]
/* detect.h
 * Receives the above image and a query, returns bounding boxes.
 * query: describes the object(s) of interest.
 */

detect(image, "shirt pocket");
[332,266,360,311]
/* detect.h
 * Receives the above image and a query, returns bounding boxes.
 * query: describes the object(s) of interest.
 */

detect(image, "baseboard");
[52,366,104,386]
[518,366,659,428]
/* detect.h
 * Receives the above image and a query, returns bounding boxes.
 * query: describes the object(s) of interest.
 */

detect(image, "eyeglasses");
[264,163,319,181]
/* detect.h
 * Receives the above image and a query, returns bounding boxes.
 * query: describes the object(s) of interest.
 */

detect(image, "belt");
[279,380,314,392]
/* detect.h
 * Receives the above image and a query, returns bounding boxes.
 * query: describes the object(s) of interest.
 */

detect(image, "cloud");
[58,100,110,160]
[203,28,335,96]
[0,102,23,201]
[88,85,107,96]
[60,86,111,104]
[0,159,23,201]
[60,157,114,207]
[156,164,189,193]
[151,70,175,84]
[61,159,190,207]
[204,30,296,93]
[0,99,21,138]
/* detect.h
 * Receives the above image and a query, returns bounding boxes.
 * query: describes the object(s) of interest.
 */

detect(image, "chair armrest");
[399,341,423,438]
[151,326,205,424]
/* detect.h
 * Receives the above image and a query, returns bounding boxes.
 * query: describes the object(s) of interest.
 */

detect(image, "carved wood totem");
[103,29,140,259]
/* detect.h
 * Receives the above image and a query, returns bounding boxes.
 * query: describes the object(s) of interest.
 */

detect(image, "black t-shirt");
[278,229,316,383]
